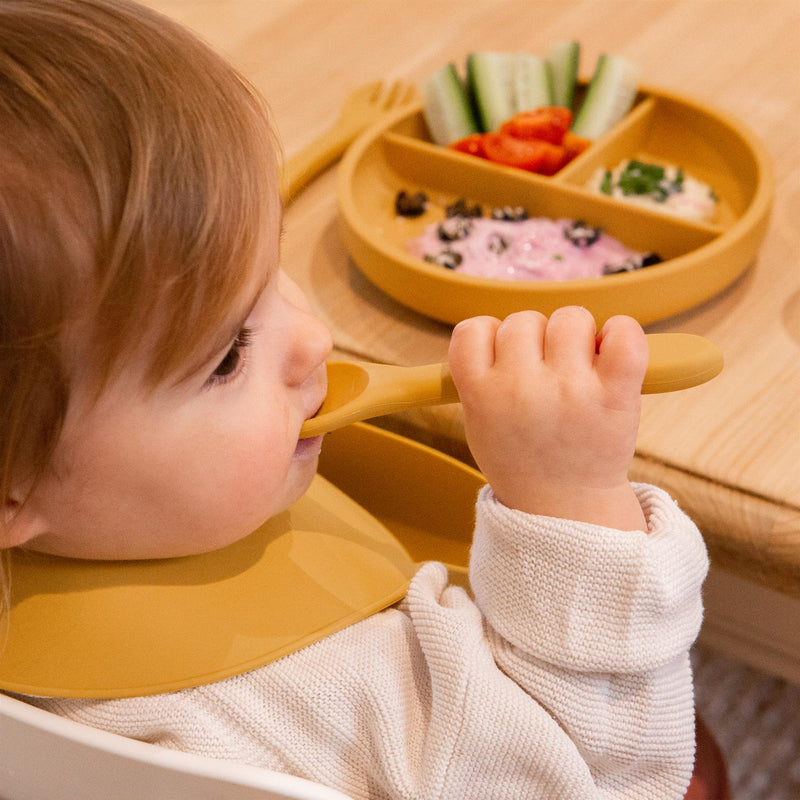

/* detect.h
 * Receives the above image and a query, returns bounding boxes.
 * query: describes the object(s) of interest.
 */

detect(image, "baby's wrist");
[494,481,647,532]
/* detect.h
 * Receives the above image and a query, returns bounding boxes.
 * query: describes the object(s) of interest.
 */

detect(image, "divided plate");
[337,85,773,325]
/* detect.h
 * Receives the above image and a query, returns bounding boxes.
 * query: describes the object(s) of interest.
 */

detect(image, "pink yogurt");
[406,217,642,281]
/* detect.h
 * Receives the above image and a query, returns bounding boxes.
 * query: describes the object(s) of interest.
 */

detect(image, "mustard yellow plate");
[337,85,773,326]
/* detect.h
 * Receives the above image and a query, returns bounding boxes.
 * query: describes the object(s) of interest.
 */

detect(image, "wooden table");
[144,1,799,600]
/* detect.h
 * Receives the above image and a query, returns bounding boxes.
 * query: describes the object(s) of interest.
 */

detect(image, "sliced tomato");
[499,106,572,145]
[534,141,570,175]
[481,132,568,175]
[481,132,540,170]
[449,133,487,158]
[562,131,592,161]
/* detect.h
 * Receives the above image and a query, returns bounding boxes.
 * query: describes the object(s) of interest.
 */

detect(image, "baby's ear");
[2,494,49,549]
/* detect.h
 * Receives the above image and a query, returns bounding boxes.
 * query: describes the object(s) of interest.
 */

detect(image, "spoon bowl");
[300,332,723,438]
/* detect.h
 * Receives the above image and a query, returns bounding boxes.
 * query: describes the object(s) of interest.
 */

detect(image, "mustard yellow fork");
[281,80,417,204]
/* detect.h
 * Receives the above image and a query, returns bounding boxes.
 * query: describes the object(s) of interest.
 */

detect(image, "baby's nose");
[286,308,333,387]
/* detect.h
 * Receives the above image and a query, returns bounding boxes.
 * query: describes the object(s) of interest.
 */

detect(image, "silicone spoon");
[300,333,723,438]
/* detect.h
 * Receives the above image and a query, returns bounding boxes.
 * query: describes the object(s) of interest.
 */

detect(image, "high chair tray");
[337,87,773,326]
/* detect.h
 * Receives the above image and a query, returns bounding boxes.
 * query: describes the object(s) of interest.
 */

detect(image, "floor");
[692,643,800,800]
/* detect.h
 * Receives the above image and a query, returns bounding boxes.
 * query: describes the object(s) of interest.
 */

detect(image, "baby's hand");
[449,307,648,531]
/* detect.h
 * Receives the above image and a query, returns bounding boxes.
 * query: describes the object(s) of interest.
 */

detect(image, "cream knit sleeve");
[470,482,709,797]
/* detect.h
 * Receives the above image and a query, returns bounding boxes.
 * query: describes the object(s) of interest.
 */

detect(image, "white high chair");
[0,692,730,800]
[0,692,354,800]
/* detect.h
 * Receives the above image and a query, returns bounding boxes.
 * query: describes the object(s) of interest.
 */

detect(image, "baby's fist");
[449,308,648,530]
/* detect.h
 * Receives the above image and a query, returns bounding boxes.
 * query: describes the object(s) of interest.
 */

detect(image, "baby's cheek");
[236,425,294,497]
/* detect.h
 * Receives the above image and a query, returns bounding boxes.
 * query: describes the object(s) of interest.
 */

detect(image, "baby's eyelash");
[205,327,253,388]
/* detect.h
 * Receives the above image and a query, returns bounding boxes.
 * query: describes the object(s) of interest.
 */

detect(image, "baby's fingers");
[543,306,598,375]
[596,315,648,393]
[449,316,502,385]
[493,310,548,371]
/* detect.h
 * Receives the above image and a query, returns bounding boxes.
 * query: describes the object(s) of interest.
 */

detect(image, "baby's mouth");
[293,432,324,460]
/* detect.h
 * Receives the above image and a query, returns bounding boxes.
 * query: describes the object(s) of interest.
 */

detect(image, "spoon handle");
[302,333,722,437]
[641,333,723,393]
[420,333,723,395]
[413,334,723,396]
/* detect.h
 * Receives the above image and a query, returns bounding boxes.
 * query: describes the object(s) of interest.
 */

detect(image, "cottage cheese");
[588,159,718,222]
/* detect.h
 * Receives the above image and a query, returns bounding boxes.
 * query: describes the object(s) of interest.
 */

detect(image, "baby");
[0,1,708,798]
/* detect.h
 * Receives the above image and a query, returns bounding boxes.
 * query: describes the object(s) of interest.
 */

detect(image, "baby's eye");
[206,328,253,387]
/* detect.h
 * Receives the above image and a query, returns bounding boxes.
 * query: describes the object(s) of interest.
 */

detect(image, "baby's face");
[21,268,333,559]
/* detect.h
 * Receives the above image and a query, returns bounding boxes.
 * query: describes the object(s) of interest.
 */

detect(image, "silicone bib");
[0,475,417,698]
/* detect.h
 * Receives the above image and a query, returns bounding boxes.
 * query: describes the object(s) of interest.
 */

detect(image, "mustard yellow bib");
[0,424,482,700]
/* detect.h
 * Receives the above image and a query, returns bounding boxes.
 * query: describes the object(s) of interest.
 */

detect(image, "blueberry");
[395,190,428,217]
[488,233,509,254]
[491,205,528,222]
[564,220,602,248]
[437,217,473,242]
[603,252,662,275]
[423,249,463,270]
[446,198,483,218]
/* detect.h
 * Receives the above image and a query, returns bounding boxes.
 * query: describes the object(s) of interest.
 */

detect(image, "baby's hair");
[0,0,282,522]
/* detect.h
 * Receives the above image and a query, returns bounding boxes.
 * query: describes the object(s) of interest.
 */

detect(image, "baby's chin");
[283,442,324,505]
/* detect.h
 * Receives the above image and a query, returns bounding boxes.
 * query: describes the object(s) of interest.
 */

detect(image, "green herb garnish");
[616,160,684,203]
[617,160,664,195]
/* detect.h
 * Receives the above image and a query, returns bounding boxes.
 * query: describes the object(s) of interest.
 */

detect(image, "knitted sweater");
[27,484,708,799]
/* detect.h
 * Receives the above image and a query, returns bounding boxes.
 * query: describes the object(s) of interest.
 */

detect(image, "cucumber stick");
[547,41,580,108]
[572,53,640,139]
[467,52,553,132]
[421,64,479,145]
[467,52,516,132]
[513,53,554,117]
